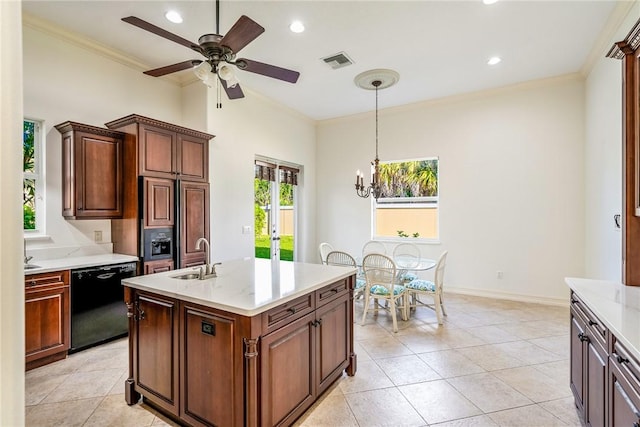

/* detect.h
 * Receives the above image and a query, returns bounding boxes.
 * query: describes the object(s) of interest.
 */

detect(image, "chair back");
[362,240,386,257]
[326,251,357,267]
[362,253,397,292]
[318,242,334,264]
[393,242,420,268]
[434,251,448,292]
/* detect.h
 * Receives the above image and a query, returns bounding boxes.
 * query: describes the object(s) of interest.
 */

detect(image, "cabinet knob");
[578,332,589,343]
[616,354,630,365]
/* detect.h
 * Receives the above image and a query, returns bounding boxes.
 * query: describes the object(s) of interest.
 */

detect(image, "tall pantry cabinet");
[105,114,214,274]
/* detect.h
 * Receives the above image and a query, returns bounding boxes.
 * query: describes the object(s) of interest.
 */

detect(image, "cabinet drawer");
[316,278,350,307]
[262,294,315,335]
[612,339,640,395]
[25,270,70,292]
[571,292,607,348]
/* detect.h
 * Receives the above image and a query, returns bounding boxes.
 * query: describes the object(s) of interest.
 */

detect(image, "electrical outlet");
[242,225,251,234]
[94,230,103,242]
[497,271,503,279]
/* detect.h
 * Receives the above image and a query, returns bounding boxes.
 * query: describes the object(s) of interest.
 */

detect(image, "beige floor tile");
[494,340,566,365]
[345,387,426,426]
[294,395,358,426]
[358,335,413,359]
[533,359,571,383]
[375,354,441,386]
[25,372,70,406]
[497,320,568,340]
[418,349,485,378]
[487,403,568,426]
[25,397,103,427]
[108,370,130,396]
[528,335,570,357]
[396,328,452,353]
[431,415,499,426]
[492,366,573,402]
[463,325,521,344]
[354,322,393,342]
[83,394,155,427]
[76,347,129,373]
[338,360,394,394]
[539,396,583,426]
[456,344,529,371]
[41,368,124,403]
[447,372,532,413]
[399,379,482,424]
[431,328,487,349]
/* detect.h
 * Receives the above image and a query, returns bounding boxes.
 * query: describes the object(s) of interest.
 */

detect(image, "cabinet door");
[179,181,209,268]
[570,311,586,411]
[143,177,174,227]
[134,293,179,415]
[609,360,640,426]
[25,271,70,368]
[144,259,174,274]
[316,295,350,394]
[177,134,208,182]
[180,305,240,427]
[586,339,607,427]
[261,312,315,427]
[140,124,176,178]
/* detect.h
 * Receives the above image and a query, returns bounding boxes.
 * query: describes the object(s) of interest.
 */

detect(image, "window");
[23,119,44,233]
[373,158,439,241]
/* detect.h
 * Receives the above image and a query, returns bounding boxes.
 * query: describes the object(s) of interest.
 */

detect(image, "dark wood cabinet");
[609,340,640,426]
[143,177,174,228]
[125,274,356,427]
[55,122,124,219]
[143,259,174,275]
[179,181,209,268]
[25,270,70,370]
[132,291,179,416]
[139,124,176,179]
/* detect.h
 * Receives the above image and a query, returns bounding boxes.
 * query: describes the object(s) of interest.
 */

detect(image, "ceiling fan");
[122,0,300,100]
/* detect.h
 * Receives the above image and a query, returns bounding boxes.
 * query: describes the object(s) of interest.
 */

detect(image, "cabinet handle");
[137,307,146,321]
[311,319,322,327]
[288,307,296,314]
[588,320,598,327]
[331,288,339,293]
[616,354,630,365]
[578,332,589,343]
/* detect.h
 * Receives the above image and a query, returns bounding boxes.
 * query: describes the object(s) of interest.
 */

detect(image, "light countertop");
[565,277,640,361]
[122,258,357,316]
[24,253,139,275]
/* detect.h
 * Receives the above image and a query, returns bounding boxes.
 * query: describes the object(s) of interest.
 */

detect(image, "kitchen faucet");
[195,237,220,279]
[24,239,33,265]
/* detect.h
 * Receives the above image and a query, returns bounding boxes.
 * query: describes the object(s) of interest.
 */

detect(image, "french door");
[254,160,298,261]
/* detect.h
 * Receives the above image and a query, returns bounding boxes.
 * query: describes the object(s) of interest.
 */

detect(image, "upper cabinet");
[55,122,124,219]
[105,114,212,182]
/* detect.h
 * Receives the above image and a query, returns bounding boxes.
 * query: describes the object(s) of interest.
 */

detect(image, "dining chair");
[325,250,366,298]
[392,242,420,283]
[318,242,334,264]
[362,240,386,257]
[405,250,448,324]
[361,253,408,333]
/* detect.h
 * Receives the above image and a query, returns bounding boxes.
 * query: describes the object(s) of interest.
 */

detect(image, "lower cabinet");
[143,259,174,275]
[570,291,640,427]
[25,270,70,370]
[125,276,356,427]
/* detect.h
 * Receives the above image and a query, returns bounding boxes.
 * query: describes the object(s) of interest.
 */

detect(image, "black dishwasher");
[70,262,137,353]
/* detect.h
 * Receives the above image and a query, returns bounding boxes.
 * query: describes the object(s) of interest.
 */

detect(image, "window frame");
[370,156,440,243]
[23,118,46,236]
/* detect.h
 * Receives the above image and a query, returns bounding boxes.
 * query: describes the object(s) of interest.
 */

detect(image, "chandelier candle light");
[353,69,399,200]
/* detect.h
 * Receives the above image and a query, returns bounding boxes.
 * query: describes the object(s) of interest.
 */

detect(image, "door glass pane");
[254,178,271,259]
[279,182,294,261]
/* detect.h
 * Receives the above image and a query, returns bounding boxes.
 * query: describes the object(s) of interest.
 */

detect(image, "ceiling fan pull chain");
[216,78,222,109]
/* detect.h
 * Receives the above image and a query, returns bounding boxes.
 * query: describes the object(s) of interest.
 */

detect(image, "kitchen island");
[122,258,357,427]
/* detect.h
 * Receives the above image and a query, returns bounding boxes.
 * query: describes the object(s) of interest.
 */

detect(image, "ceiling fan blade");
[219,15,265,54]
[220,78,245,100]
[122,16,202,54]
[238,59,300,83]
[144,60,202,77]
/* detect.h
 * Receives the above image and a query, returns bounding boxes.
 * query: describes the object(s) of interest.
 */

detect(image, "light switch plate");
[242,226,251,234]
[94,230,103,242]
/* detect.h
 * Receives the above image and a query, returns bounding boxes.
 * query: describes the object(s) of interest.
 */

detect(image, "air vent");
[321,52,354,69]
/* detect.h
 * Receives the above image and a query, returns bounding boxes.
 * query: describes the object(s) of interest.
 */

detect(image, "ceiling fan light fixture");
[194,61,216,88]
[218,62,240,88]
[289,20,305,33]
[165,10,183,24]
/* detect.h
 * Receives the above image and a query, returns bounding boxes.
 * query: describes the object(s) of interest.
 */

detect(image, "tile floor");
[25,293,583,426]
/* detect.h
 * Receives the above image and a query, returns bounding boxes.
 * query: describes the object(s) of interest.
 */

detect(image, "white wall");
[317,76,586,304]
[1,2,25,424]
[584,2,639,281]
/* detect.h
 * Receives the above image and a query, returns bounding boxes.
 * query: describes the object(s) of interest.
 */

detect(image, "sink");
[171,272,201,280]
[24,264,41,270]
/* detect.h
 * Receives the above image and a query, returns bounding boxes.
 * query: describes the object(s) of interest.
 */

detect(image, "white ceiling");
[22,0,622,120]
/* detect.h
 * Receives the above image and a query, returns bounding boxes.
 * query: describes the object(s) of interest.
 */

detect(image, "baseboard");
[445,285,569,308]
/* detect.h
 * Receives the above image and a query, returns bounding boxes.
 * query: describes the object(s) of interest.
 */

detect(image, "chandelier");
[353,69,399,200]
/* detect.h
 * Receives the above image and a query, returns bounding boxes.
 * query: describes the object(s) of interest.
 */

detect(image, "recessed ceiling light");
[483,0,499,4]
[289,20,305,33]
[487,56,502,65]
[165,10,183,24]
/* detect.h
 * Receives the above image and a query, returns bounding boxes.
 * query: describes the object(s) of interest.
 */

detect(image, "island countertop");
[122,257,357,316]
[565,277,640,361]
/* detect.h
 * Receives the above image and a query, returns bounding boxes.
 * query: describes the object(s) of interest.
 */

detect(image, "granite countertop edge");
[24,253,139,275]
